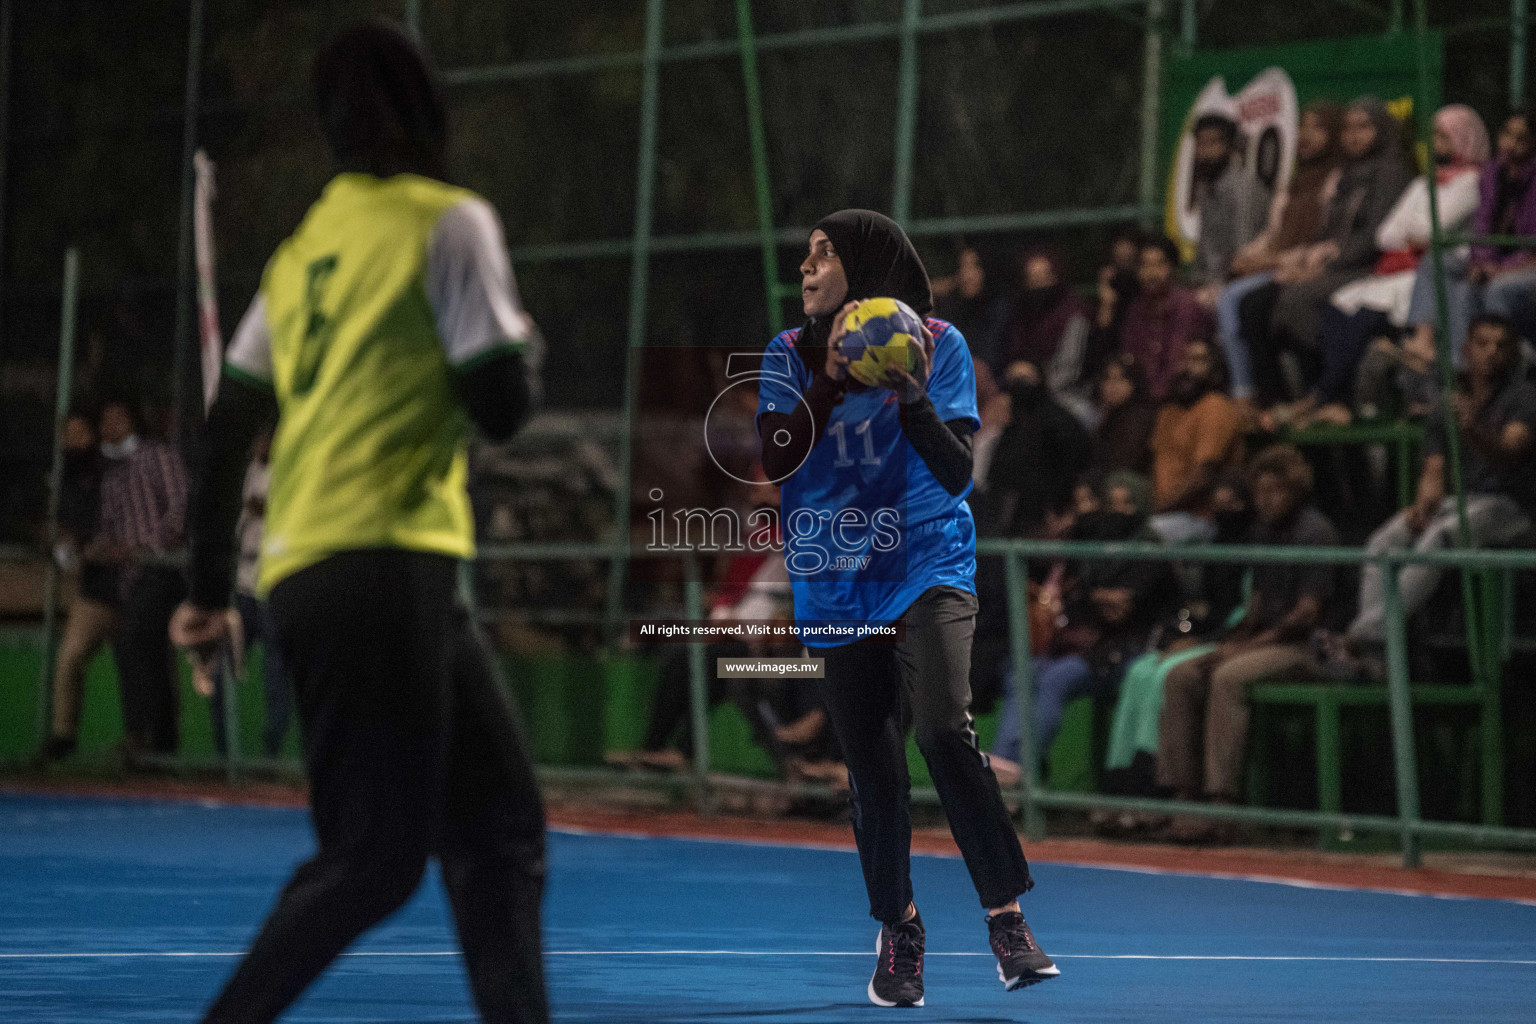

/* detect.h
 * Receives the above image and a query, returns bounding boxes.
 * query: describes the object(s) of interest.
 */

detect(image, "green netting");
[425,0,645,67]
[456,75,643,247]
[0,0,1523,547]
[5,0,1536,859]
[911,18,1144,221]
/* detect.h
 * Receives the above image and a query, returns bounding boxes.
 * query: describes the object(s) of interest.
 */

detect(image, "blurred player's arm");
[430,197,538,442]
[186,296,278,612]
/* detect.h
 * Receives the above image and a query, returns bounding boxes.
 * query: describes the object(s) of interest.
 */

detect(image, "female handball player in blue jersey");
[756,211,1058,1008]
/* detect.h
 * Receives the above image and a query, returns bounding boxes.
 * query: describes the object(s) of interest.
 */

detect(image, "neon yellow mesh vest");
[255,173,478,594]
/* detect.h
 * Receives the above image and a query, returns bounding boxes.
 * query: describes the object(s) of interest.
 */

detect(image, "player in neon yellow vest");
[171,22,548,1024]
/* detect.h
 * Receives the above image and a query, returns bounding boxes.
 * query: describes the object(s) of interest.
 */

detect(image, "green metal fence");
[501,536,1536,868]
[15,0,1536,870]
[447,1,1536,871]
[409,0,1535,640]
[15,530,1536,866]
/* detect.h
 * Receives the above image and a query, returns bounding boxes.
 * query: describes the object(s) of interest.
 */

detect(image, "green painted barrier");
[0,635,298,764]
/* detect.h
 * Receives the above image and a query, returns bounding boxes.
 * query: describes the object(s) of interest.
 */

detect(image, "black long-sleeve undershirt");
[758,372,974,496]
[452,348,534,443]
[759,372,844,482]
[186,375,276,608]
[898,393,975,496]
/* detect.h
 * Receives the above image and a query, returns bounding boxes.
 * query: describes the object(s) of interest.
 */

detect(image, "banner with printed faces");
[1162,32,1442,261]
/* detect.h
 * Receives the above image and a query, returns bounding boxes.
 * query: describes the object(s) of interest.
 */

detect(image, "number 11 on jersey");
[828,418,881,469]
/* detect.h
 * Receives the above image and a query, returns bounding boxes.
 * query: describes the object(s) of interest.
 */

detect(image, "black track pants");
[819,585,1032,924]
[201,549,548,1024]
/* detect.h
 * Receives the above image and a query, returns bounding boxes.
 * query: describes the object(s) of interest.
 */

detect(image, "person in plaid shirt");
[92,398,189,755]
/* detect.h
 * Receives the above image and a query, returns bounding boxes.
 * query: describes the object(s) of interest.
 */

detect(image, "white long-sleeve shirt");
[1373,171,1481,253]
[1331,169,1481,326]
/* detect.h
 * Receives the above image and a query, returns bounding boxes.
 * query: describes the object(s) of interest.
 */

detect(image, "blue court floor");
[1,793,1533,1023]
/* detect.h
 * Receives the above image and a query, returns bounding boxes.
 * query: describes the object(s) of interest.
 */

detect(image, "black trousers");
[201,549,548,1024]
[114,564,186,753]
[819,586,1032,924]
[1237,280,1287,405]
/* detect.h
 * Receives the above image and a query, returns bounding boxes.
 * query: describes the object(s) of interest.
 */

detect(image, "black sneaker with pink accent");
[987,910,1059,990]
[868,910,925,1007]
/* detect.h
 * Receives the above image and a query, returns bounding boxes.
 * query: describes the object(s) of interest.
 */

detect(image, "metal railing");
[12,0,1536,870]
[483,538,1536,866]
[983,537,1536,867]
[450,537,1536,865]
[16,533,1535,866]
[69,0,1514,605]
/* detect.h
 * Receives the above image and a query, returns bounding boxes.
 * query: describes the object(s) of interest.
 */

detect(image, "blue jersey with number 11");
[755,319,980,647]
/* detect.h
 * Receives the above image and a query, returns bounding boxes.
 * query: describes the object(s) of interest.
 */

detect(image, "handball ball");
[840,297,923,387]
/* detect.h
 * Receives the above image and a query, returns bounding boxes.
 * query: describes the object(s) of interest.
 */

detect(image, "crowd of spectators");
[38,399,191,763]
[22,91,1536,836]
[934,95,1536,841]
[34,397,291,768]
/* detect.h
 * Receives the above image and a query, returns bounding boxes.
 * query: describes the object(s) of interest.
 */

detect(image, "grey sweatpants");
[1348,494,1532,645]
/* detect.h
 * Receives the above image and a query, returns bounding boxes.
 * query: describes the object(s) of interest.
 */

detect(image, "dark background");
[0,0,1523,540]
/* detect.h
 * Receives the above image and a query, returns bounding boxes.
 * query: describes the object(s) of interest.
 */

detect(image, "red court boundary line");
[545,806,1536,904]
[5,778,1534,904]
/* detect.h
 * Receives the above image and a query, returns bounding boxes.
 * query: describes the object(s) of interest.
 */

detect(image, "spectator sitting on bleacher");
[1343,315,1536,653]
[1218,101,1345,403]
[612,484,839,785]
[975,359,1092,539]
[1157,444,1338,844]
[1091,353,1158,479]
[1117,235,1215,402]
[1090,225,1144,355]
[612,546,809,771]
[967,369,1087,713]
[1401,107,1536,377]
[994,250,1094,426]
[1246,98,1414,415]
[1188,113,1272,309]
[1097,473,1254,829]
[969,364,1013,494]
[988,472,1177,787]
[1148,340,1245,543]
[934,246,1007,369]
[1281,104,1489,429]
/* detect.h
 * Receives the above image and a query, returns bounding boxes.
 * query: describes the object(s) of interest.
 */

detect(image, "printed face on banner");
[1165,68,1299,259]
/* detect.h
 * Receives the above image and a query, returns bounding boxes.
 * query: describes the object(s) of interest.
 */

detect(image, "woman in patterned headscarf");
[1291,103,1491,426]
[1262,97,1416,401]
[1396,104,1536,406]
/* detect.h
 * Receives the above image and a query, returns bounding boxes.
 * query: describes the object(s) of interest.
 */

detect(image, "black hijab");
[1325,96,1414,246]
[313,20,449,181]
[797,209,932,374]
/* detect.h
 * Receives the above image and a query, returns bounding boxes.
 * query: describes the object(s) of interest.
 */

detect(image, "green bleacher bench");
[1248,680,1500,829]
[1250,530,1527,833]
[1279,419,1423,509]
